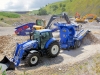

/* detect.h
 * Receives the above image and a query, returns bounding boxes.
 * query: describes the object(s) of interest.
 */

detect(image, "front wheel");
[47,41,60,58]
[25,52,39,66]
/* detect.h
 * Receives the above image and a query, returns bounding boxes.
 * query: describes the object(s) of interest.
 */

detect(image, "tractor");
[0,29,60,71]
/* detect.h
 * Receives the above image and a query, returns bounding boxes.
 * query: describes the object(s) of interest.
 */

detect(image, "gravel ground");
[0,19,100,75]
[0,27,15,36]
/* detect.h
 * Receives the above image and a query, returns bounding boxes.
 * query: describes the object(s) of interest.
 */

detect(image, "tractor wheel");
[47,41,60,58]
[25,52,39,66]
[75,40,81,48]
[71,45,77,49]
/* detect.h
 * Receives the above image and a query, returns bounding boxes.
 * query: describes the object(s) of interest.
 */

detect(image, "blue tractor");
[0,29,60,71]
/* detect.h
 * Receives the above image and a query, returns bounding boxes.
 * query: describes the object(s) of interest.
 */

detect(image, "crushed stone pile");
[0,35,12,53]
[0,35,29,57]
[82,32,100,45]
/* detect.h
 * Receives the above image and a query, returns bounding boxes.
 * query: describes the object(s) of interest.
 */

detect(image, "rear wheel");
[47,41,60,58]
[75,40,81,48]
[25,52,39,66]
[71,40,81,49]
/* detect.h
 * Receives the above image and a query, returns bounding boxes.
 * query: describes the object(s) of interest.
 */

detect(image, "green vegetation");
[0,66,6,75]
[0,12,20,18]
[0,12,21,26]
[38,8,48,15]
[29,9,48,15]
[28,10,39,15]
[36,0,100,16]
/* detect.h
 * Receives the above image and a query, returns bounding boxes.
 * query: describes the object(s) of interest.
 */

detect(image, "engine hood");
[22,40,38,50]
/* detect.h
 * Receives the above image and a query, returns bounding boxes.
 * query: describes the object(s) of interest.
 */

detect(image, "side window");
[41,32,50,40]
[41,33,45,38]
[46,32,49,37]
[49,32,53,38]
[33,31,40,40]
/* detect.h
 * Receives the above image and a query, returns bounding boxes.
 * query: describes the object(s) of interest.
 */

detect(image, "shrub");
[63,4,66,7]
[59,3,62,7]
[0,18,4,20]
[62,7,66,12]
[51,5,58,11]
[38,8,48,15]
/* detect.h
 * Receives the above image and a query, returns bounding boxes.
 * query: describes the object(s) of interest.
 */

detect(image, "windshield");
[33,31,40,40]
[36,20,44,26]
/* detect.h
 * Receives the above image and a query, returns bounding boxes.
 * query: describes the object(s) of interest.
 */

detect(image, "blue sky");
[0,0,61,11]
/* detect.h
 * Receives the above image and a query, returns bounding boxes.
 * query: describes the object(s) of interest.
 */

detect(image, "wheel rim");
[30,56,38,64]
[51,45,59,55]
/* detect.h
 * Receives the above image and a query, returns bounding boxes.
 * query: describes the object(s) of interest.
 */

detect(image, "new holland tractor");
[0,29,60,71]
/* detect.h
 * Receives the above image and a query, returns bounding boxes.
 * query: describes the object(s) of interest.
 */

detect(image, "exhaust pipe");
[0,56,15,71]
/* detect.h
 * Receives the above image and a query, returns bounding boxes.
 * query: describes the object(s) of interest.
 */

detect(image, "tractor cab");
[33,19,46,30]
[31,29,53,49]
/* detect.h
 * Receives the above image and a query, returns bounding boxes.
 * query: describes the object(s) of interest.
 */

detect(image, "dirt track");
[0,19,100,75]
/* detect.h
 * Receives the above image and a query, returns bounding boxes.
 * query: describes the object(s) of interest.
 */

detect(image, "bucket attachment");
[0,56,15,71]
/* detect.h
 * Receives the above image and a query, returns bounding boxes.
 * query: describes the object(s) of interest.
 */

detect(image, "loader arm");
[45,12,71,29]
[45,15,60,29]
[61,12,71,24]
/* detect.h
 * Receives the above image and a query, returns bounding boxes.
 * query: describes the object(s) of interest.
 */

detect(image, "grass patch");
[41,0,100,16]
[0,12,20,18]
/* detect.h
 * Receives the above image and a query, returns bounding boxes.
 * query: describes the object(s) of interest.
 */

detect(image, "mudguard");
[45,38,56,49]
[23,40,38,50]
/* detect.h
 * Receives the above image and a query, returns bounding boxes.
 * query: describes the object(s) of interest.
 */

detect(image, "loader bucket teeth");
[0,56,15,71]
